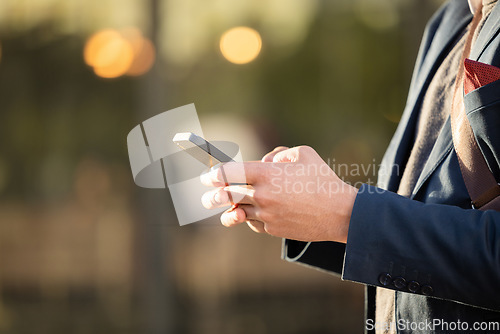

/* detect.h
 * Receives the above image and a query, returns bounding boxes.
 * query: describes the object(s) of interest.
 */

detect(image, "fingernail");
[214,191,221,204]
[208,165,220,179]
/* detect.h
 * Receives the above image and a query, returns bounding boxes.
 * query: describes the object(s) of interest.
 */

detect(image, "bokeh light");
[93,37,133,78]
[84,28,156,79]
[84,29,121,67]
[220,27,262,65]
[122,28,156,76]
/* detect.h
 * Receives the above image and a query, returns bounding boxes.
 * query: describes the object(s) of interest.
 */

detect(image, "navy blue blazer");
[283,0,500,331]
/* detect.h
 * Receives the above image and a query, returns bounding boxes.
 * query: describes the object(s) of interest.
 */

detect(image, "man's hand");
[200,146,358,243]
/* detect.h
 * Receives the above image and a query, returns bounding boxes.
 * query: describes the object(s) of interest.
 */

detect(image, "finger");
[238,204,262,222]
[223,185,255,205]
[201,186,255,209]
[246,220,266,233]
[220,206,247,227]
[200,162,266,187]
[201,188,230,209]
[261,146,289,162]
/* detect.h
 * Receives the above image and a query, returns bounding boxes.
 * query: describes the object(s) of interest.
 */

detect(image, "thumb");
[261,146,289,162]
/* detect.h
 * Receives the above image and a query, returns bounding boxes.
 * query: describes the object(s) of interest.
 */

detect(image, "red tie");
[464,58,500,94]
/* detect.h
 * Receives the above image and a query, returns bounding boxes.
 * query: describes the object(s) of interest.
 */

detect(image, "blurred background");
[0,0,445,333]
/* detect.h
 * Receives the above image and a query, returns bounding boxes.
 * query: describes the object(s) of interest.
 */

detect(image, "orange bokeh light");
[84,30,121,67]
[121,28,156,76]
[84,28,156,79]
[220,27,262,65]
[126,39,155,76]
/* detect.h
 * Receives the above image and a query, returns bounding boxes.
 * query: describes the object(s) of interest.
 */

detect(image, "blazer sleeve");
[343,183,500,312]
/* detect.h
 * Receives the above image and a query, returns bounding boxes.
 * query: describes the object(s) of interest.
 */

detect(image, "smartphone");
[172,132,234,168]
[173,132,244,207]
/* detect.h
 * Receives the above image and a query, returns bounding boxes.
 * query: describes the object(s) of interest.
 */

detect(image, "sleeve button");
[393,277,407,290]
[421,285,434,296]
[378,273,392,286]
[408,280,420,293]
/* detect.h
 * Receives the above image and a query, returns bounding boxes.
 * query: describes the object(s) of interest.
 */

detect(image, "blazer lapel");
[411,118,454,197]
[378,0,471,191]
